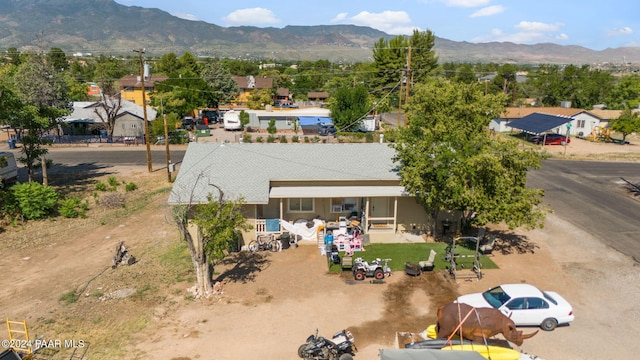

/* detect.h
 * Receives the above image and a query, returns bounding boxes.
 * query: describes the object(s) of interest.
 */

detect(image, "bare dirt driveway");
[0,137,639,360]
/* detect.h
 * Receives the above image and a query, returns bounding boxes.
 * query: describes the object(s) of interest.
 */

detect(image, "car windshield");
[482,286,511,308]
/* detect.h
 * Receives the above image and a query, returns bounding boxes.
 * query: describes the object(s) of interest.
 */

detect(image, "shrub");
[292,136,299,143]
[125,182,138,192]
[256,136,264,143]
[10,182,59,220]
[95,182,107,191]
[365,132,374,143]
[242,134,252,143]
[279,135,288,143]
[304,136,310,143]
[58,197,88,218]
[107,176,119,188]
[267,135,276,143]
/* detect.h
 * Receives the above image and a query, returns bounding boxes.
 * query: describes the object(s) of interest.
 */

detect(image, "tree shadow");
[491,230,539,255]
[214,251,271,284]
[35,162,119,194]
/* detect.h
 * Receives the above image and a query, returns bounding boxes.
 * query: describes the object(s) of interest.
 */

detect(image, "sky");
[113,0,639,51]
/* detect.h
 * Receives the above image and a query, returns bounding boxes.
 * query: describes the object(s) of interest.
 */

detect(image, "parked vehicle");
[181,116,195,130]
[200,109,219,125]
[223,110,242,131]
[298,328,357,360]
[530,133,570,145]
[354,115,377,132]
[0,151,18,187]
[352,257,386,281]
[456,283,575,331]
[318,124,337,136]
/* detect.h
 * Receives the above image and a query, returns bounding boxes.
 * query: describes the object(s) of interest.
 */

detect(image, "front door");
[370,197,389,217]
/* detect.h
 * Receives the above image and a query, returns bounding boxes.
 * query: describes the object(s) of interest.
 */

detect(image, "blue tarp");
[297,116,333,126]
[265,218,280,232]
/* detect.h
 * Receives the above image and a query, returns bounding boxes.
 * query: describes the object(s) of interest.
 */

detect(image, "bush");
[365,132,374,143]
[267,135,276,143]
[292,136,299,143]
[304,136,310,143]
[107,176,119,188]
[279,135,288,143]
[256,136,264,143]
[58,197,88,218]
[95,182,107,191]
[125,182,138,192]
[242,134,252,143]
[10,182,59,220]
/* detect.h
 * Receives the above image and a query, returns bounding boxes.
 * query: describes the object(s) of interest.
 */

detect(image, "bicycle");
[248,234,281,252]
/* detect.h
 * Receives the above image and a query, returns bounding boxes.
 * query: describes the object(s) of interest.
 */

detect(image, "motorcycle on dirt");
[297,328,357,360]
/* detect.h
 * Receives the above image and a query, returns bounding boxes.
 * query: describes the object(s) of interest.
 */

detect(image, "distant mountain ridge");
[1,0,639,64]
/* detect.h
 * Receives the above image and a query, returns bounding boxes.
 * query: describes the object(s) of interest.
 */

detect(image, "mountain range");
[2,0,640,65]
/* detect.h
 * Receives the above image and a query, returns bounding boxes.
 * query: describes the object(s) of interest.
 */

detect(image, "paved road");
[527,160,640,262]
[43,148,640,261]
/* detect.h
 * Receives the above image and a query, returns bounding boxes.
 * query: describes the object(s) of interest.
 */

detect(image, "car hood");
[455,293,493,309]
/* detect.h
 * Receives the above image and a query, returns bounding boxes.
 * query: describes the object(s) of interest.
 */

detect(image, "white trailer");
[0,151,18,187]
[356,115,377,132]
[223,110,242,131]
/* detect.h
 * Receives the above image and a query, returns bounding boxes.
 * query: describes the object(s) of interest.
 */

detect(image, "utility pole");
[135,48,152,173]
[163,113,172,182]
[405,46,411,105]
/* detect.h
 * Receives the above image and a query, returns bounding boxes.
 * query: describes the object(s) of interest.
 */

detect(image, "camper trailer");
[0,151,18,187]
[223,110,242,131]
[355,115,378,132]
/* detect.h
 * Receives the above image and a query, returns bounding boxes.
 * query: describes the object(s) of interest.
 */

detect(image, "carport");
[507,112,573,135]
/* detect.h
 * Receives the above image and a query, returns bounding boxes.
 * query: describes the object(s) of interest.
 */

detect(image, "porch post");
[364,197,370,232]
[279,198,283,232]
[393,197,398,232]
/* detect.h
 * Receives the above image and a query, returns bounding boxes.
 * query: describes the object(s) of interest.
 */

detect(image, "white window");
[331,197,357,213]
[288,198,314,212]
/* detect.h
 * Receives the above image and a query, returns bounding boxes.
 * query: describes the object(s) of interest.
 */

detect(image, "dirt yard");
[1,137,639,360]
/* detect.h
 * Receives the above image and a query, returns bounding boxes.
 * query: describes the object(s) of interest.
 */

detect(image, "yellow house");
[118,75,168,106]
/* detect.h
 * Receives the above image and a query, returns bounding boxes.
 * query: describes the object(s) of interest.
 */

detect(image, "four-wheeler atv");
[352,257,385,281]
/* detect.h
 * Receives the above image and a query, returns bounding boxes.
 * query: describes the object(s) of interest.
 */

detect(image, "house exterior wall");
[113,114,145,137]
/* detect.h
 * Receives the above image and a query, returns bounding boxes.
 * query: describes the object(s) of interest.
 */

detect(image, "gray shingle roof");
[63,100,157,123]
[168,143,401,205]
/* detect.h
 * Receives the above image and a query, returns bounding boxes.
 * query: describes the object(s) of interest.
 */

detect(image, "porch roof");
[269,186,408,198]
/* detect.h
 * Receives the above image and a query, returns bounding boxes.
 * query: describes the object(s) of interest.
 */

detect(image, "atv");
[352,257,385,281]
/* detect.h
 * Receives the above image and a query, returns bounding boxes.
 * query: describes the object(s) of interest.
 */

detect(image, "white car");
[456,283,574,331]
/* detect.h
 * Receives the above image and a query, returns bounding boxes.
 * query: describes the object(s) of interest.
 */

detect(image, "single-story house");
[168,143,445,246]
[62,100,157,138]
[490,107,605,137]
[245,107,332,132]
[231,75,274,105]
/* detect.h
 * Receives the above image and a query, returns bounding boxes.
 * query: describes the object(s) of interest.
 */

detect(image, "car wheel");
[561,141,566,146]
[540,318,558,331]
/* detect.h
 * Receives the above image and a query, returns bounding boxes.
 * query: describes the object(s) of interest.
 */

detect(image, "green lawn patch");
[327,242,498,272]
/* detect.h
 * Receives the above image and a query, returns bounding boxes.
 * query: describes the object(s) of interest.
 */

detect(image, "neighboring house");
[231,75,274,105]
[245,107,331,131]
[491,107,603,136]
[168,143,441,246]
[274,88,293,106]
[307,91,329,106]
[62,100,157,138]
[118,74,168,107]
[87,82,101,97]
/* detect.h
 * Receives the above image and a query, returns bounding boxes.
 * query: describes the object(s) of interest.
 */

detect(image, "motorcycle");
[297,328,357,360]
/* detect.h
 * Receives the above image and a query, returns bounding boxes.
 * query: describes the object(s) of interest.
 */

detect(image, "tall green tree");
[12,52,70,182]
[329,84,371,131]
[609,108,640,144]
[201,59,239,107]
[407,29,438,85]
[390,78,548,234]
[172,183,251,296]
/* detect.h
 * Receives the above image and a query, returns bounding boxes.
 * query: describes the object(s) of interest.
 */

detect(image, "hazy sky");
[114,0,638,51]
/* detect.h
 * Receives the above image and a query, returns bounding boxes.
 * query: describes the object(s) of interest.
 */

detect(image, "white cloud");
[172,13,199,21]
[514,21,563,32]
[441,0,492,7]
[222,8,279,25]
[473,22,568,44]
[469,5,504,18]
[337,10,417,35]
[331,13,348,23]
[607,27,633,36]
